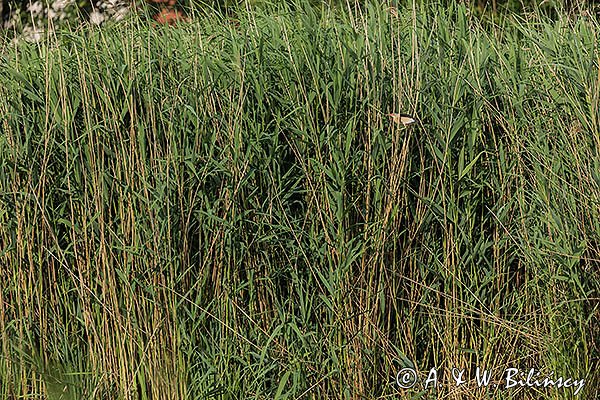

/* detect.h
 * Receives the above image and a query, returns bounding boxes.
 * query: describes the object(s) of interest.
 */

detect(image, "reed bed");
[0,1,598,398]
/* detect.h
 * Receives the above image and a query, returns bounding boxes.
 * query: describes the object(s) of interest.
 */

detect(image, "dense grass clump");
[0,1,599,399]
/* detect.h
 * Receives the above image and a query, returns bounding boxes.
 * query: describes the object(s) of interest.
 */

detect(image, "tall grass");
[0,1,598,398]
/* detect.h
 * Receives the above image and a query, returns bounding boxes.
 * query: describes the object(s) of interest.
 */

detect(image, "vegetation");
[0,1,599,398]
[1,0,598,32]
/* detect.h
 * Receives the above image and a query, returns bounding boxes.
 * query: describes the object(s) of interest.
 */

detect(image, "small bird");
[388,113,416,126]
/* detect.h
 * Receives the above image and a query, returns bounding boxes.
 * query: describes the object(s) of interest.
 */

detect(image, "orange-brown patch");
[153,8,189,25]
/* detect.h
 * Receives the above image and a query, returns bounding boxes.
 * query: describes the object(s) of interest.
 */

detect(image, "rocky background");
[2,0,132,27]
[1,0,133,42]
